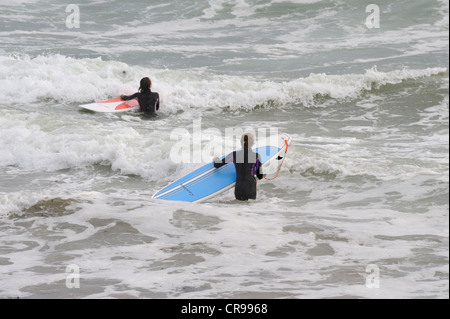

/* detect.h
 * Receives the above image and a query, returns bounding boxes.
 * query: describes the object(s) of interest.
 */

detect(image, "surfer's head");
[139,77,152,92]
[241,133,255,149]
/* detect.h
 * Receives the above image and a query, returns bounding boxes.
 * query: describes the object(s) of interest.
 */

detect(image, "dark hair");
[139,77,151,93]
[241,133,255,149]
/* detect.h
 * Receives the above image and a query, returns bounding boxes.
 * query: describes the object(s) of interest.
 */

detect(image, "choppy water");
[0,0,448,299]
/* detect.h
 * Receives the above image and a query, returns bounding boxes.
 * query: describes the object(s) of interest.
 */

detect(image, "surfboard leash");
[259,138,289,182]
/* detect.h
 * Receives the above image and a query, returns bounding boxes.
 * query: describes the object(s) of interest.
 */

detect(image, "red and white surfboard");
[79,97,139,113]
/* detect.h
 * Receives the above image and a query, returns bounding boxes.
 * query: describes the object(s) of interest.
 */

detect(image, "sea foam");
[0,54,446,112]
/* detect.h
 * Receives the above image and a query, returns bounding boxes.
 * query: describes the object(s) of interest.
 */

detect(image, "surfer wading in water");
[214,133,264,201]
[121,77,159,117]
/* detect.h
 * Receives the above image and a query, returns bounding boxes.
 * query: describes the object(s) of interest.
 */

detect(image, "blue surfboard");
[153,134,291,202]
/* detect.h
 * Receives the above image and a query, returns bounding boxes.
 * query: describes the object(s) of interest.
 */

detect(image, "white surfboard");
[79,97,139,113]
[153,134,291,203]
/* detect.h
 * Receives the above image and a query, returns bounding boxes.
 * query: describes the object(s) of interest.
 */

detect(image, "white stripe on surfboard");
[194,145,286,203]
[153,135,291,202]
[194,183,236,203]
[155,145,282,200]
[153,163,232,199]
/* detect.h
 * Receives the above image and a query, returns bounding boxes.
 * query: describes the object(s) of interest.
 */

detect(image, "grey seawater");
[0,0,448,299]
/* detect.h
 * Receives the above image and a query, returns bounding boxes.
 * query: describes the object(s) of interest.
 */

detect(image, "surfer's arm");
[155,93,160,111]
[213,152,234,168]
[120,92,139,101]
[255,154,264,180]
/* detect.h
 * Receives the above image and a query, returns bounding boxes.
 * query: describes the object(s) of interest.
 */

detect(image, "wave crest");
[0,54,446,111]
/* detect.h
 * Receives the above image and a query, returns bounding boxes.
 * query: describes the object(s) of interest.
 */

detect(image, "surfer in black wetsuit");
[214,133,264,201]
[121,77,159,117]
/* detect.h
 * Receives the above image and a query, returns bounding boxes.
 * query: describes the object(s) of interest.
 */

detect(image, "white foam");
[0,56,447,185]
[1,55,446,112]
[0,107,173,181]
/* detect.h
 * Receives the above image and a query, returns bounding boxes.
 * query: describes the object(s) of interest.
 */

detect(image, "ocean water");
[0,0,448,299]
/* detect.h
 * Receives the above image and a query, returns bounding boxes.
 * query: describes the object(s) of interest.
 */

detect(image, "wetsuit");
[121,89,159,116]
[214,148,264,201]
